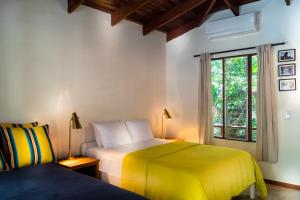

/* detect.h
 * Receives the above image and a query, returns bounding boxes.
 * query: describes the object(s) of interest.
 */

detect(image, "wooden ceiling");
[68,0,292,42]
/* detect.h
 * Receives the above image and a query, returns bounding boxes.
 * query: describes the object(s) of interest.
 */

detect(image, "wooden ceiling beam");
[167,0,216,42]
[68,0,84,13]
[143,0,206,35]
[82,1,113,14]
[285,0,291,6]
[111,0,152,26]
[223,0,239,16]
[83,1,149,27]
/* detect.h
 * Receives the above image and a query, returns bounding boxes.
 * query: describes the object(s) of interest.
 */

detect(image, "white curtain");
[198,53,213,144]
[256,44,279,162]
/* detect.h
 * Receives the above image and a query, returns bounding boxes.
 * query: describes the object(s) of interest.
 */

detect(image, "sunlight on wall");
[56,87,73,115]
[178,127,199,142]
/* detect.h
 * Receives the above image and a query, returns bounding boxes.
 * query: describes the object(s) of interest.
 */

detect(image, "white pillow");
[92,121,133,148]
[125,120,154,142]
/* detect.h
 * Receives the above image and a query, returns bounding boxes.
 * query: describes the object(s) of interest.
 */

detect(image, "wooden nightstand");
[161,138,184,142]
[58,157,100,179]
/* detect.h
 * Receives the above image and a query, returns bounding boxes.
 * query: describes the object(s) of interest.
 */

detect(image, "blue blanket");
[0,163,147,200]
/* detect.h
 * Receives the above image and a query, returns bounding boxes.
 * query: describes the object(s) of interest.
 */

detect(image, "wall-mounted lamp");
[68,112,82,159]
[161,108,172,139]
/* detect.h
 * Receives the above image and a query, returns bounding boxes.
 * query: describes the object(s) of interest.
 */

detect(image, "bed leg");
[250,184,255,199]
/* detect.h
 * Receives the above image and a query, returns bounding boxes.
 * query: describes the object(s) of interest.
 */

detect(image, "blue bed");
[0,163,147,200]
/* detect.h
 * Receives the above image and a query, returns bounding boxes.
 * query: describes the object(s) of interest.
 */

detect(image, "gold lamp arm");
[68,118,73,159]
[161,113,164,139]
[68,112,82,159]
[160,108,172,139]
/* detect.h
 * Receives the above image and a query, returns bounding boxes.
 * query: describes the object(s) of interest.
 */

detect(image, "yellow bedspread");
[121,142,267,200]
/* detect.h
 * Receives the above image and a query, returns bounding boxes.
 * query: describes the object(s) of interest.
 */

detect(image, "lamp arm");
[68,119,72,159]
[161,113,165,139]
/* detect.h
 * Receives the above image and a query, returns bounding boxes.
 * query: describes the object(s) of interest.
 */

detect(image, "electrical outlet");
[285,112,291,120]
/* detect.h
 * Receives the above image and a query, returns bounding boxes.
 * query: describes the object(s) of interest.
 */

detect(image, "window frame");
[211,53,257,143]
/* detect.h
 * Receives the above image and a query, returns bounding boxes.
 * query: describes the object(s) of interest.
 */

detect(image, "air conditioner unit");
[206,13,259,40]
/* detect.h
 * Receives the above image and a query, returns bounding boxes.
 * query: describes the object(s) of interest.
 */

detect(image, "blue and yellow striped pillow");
[0,125,55,169]
[0,122,39,168]
[0,122,38,128]
[0,150,9,171]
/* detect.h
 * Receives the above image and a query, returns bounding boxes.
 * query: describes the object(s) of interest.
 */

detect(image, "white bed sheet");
[85,139,170,179]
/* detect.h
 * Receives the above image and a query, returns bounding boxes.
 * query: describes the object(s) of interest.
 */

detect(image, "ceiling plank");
[223,0,239,16]
[285,0,291,6]
[68,0,84,13]
[167,0,216,42]
[143,0,206,35]
[111,0,152,26]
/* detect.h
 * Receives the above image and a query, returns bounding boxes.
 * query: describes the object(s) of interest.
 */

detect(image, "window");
[211,54,257,142]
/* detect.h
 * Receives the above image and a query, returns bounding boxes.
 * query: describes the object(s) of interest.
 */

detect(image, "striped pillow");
[0,122,38,128]
[0,150,9,171]
[0,125,55,169]
[0,122,38,168]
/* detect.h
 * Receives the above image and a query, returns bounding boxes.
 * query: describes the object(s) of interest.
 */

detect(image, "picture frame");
[278,49,296,62]
[279,78,296,91]
[278,63,296,77]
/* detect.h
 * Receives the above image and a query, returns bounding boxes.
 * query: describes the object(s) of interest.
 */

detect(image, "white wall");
[0,0,166,158]
[166,0,300,185]
[2,0,299,187]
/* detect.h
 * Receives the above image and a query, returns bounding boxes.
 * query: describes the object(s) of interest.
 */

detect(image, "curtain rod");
[193,42,286,58]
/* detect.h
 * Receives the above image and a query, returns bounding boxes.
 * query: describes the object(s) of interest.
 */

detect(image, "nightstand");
[161,138,184,142]
[58,157,100,179]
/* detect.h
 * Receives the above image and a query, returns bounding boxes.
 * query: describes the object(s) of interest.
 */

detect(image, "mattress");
[85,139,170,184]
[0,163,147,200]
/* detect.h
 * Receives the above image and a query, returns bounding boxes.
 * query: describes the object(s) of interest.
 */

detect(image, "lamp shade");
[164,109,172,119]
[71,112,82,129]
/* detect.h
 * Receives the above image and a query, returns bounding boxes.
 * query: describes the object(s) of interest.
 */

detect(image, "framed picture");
[278,49,296,62]
[279,78,296,91]
[278,64,296,76]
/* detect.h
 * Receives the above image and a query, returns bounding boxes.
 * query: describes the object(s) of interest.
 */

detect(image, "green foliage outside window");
[211,55,257,141]
[252,56,258,141]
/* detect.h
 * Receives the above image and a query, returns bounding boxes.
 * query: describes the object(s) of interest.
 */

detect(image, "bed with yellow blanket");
[121,142,267,200]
